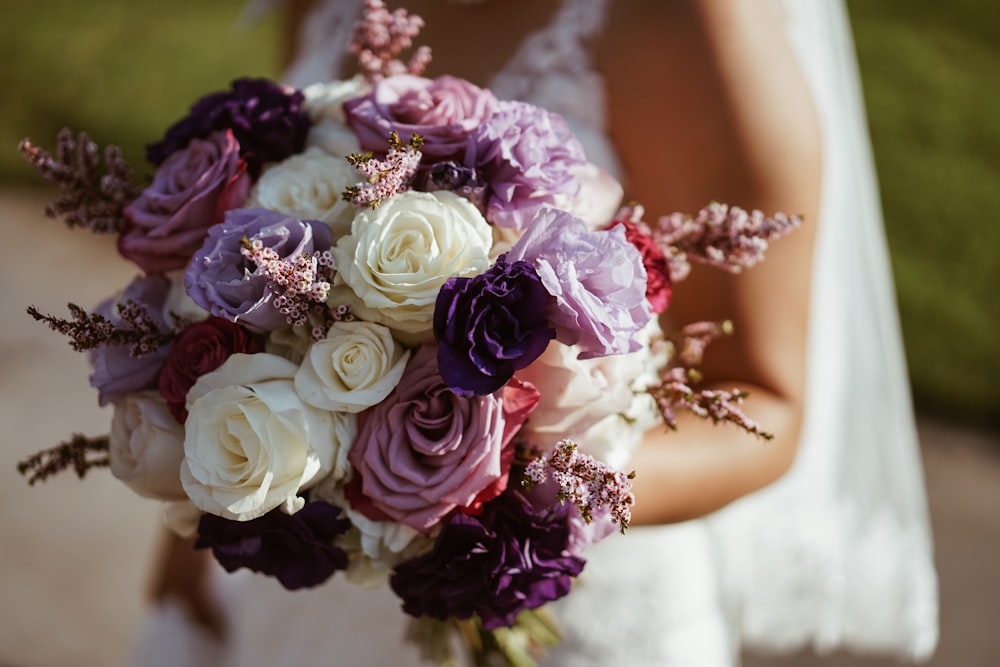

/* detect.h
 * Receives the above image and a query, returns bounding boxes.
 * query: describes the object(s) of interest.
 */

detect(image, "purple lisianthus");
[89,274,175,406]
[390,487,585,630]
[506,208,651,359]
[195,501,351,590]
[468,101,587,230]
[434,257,555,396]
[415,161,487,213]
[120,130,251,274]
[344,75,498,160]
[348,345,508,533]
[184,208,332,333]
[146,78,311,171]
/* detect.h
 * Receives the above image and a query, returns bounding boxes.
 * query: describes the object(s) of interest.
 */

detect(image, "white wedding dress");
[131,1,938,665]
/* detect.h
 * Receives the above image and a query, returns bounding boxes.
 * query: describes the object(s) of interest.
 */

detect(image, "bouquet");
[17,1,799,664]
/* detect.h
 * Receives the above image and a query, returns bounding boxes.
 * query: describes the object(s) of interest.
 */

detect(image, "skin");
[155,0,822,631]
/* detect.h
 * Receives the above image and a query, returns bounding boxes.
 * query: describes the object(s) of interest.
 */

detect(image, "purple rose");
[195,501,351,590]
[344,75,498,160]
[89,274,175,406]
[390,488,585,630]
[434,257,555,396]
[506,208,651,359]
[469,101,587,230]
[348,345,508,533]
[146,78,311,171]
[120,131,251,274]
[184,208,332,332]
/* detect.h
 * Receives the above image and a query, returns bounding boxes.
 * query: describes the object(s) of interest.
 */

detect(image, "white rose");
[520,320,667,454]
[330,190,492,339]
[303,78,369,123]
[265,323,314,365]
[294,320,410,413]
[180,353,346,521]
[109,390,187,500]
[249,147,359,239]
[565,163,625,230]
[303,78,368,158]
[311,481,432,587]
[163,271,209,323]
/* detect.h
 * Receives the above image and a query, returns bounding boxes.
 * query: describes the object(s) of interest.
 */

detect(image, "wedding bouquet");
[17,1,798,664]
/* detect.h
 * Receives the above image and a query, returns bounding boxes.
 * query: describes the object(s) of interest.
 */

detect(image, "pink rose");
[344,75,498,160]
[120,130,251,273]
[348,345,527,534]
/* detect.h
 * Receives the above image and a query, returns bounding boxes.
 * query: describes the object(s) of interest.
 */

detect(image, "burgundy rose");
[348,345,520,533]
[607,219,673,314]
[390,488,585,629]
[158,317,264,423]
[434,257,555,396]
[121,130,251,274]
[344,75,498,160]
[195,501,351,590]
[146,77,311,171]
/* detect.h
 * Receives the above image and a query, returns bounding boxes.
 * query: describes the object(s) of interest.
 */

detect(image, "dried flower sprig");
[343,131,424,209]
[641,201,801,281]
[241,237,339,339]
[26,301,174,356]
[17,434,110,485]
[351,0,432,84]
[18,128,142,234]
[523,440,635,533]
[649,366,773,440]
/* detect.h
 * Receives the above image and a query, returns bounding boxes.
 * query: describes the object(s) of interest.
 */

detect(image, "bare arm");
[600,0,822,524]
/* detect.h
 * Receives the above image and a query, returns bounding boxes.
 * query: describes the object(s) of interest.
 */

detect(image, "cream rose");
[303,78,368,158]
[180,353,346,521]
[248,147,359,238]
[294,320,410,413]
[330,190,492,339]
[109,390,187,500]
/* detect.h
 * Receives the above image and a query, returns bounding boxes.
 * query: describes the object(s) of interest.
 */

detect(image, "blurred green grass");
[1,1,996,424]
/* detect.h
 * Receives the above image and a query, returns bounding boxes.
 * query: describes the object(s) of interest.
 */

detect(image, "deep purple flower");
[390,488,585,629]
[506,208,651,359]
[434,257,555,396]
[344,75,497,160]
[184,208,332,333]
[415,161,487,212]
[195,501,351,590]
[468,101,587,230]
[89,274,174,406]
[147,78,311,171]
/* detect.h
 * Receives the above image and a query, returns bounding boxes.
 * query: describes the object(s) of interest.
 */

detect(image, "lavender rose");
[196,501,351,590]
[89,273,175,406]
[121,130,251,274]
[184,208,332,333]
[390,488,585,630]
[344,75,498,160]
[434,257,555,396]
[147,78,311,171]
[469,101,587,230]
[347,345,508,533]
[506,208,651,359]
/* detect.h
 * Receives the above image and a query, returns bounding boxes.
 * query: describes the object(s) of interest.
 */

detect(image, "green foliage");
[0,0,280,185]
[848,0,1000,424]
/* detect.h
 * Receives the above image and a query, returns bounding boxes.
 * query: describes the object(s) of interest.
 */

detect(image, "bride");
[134,1,938,665]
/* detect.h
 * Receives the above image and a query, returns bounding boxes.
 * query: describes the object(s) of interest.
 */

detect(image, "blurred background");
[0,0,997,665]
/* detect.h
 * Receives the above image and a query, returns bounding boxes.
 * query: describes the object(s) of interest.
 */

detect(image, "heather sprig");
[351,0,432,84]
[27,300,175,356]
[632,201,802,281]
[18,128,142,234]
[240,236,338,338]
[343,131,423,209]
[17,434,110,485]
[523,440,635,533]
